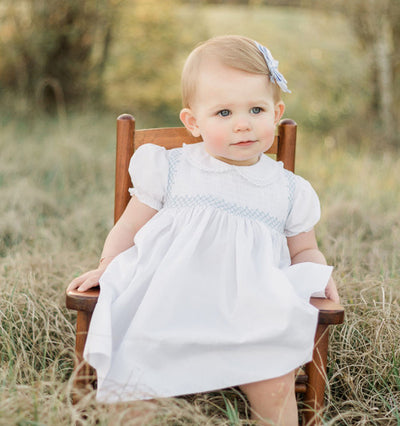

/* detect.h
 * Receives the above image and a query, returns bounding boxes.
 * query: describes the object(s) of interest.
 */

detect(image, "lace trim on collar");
[183,142,282,187]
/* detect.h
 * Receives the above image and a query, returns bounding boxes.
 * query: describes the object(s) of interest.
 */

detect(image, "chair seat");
[66,289,344,324]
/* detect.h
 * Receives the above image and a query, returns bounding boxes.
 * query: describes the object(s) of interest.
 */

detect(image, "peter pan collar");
[183,142,283,186]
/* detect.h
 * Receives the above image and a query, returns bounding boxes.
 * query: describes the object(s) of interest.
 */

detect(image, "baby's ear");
[180,108,201,137]
[274,101,285,125]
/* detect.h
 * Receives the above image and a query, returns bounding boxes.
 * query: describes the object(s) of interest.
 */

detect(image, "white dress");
[84,142,332,403]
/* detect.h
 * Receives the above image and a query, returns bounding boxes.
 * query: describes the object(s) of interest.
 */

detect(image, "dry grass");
[1,112,399,425]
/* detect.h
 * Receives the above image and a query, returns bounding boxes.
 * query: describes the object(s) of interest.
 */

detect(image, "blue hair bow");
[255,41,291,93]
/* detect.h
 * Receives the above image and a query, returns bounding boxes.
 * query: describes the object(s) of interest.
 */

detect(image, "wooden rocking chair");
[66,114,344,425]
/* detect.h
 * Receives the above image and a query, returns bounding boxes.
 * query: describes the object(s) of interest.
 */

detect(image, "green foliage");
[1,2,398,147]
[0,0,114,113]
[0,0,208,125]
[222,394,241,425]
[307,0,400,146]
[104,0,208,126]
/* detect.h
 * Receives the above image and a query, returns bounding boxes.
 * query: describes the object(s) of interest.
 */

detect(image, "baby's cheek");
[211,129,230,148]
[260,126,276,143]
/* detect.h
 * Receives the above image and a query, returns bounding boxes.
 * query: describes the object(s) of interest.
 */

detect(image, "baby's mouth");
[233,140,256,146]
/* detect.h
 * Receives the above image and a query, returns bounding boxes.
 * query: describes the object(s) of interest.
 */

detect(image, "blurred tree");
[0,0,116,114]
[342,0,398,145]
[0,0,207,124]
[192,0,304,5]
[105,0,208,126]
[306,0,400,146]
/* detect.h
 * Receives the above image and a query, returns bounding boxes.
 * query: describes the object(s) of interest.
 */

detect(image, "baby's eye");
[250,107,263,114]
[218,109,231,117]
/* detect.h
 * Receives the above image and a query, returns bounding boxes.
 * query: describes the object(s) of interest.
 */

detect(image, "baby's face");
[184,59,284,166]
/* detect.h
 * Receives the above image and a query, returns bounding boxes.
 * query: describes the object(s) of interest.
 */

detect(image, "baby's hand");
[67,267,105,293]
[325,277,340,304]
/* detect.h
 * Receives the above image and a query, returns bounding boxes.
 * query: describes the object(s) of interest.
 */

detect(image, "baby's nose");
[233,116,251,132]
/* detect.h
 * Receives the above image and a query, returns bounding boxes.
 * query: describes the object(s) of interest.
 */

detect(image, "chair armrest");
[66,288,99,313]
[310,297,345,325]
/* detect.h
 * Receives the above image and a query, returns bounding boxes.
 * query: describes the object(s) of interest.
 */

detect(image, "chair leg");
[302,324,330,426]
[71,310,95,402]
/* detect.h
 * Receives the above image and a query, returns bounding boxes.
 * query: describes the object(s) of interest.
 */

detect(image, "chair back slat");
[134,127,279,154]
[114,114,297,223]
[277,118,297,172]
[135,128,202,150]
[114,115,135,223]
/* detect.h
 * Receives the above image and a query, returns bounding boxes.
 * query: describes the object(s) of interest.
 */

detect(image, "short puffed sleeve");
[128,144,169,211]
[284,174,321,237]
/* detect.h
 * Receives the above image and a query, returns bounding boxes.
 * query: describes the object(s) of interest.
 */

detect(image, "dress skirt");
[84,206,332,403]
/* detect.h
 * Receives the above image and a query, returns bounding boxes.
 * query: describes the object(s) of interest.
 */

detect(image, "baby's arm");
[287,229,340,303]
[67,195,157,293]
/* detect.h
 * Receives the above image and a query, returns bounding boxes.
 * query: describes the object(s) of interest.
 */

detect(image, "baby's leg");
[240,371,298,426]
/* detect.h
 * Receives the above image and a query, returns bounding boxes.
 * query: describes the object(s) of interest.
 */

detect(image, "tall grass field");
[1,4,399,425]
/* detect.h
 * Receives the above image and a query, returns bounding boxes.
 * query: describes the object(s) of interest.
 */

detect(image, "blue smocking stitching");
[164,148,287,233]
[166,148,182,195]
[166,194,285,233]
[284,170,296,217]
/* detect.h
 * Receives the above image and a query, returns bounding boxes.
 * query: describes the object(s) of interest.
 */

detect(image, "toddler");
[68,35,339,425]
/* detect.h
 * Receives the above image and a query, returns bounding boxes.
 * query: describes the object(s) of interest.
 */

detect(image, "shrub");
[0,0,114,113]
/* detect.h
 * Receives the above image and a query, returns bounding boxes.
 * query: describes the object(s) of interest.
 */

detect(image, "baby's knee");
[240,372,298,425]
[240,371,295,402]
[271,373,295,397]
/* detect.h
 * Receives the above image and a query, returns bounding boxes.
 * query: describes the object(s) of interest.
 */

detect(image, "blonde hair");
[181,35,282,108]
